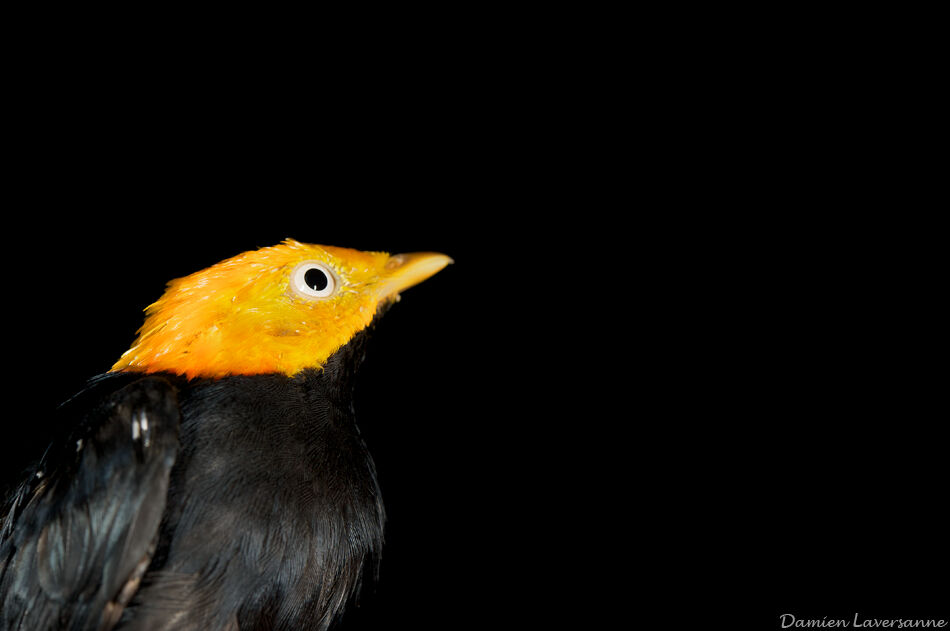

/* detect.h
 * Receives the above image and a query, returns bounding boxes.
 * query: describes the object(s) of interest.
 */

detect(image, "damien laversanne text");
[780,614,948,629]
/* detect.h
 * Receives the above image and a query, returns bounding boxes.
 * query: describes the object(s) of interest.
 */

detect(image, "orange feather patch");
[110,239,451,379]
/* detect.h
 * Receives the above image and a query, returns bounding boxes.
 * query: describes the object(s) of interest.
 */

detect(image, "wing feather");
[0,376,180,631]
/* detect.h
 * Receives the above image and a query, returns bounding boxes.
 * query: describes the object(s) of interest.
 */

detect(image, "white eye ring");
[290,261,337,299]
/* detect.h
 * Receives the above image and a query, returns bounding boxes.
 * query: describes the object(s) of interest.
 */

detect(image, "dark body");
[0,329,385,630]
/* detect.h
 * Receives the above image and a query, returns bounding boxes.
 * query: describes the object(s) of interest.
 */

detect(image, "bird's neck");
[296,324,372,411]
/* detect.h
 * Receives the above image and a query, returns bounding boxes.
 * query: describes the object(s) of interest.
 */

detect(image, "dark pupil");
[304,268,329,292]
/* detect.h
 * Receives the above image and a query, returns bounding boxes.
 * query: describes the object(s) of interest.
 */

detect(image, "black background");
[2,11,946,630]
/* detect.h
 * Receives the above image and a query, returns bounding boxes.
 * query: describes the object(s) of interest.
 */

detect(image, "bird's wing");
[0,376,181,631]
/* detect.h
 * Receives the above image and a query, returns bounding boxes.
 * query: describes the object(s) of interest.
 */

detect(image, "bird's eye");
[291,262,337,299]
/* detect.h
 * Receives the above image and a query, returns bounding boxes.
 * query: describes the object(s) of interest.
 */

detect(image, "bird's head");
[111,239,452,379]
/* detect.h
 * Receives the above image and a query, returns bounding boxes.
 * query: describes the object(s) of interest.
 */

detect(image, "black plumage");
[0,323,385,630]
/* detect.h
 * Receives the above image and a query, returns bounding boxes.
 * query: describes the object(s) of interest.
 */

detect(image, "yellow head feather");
[110,239,451,379]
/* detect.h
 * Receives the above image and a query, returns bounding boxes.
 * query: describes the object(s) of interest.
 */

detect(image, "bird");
[0,238,451,630]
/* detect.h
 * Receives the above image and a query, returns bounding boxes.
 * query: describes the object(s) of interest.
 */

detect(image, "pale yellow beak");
[376,252,453,299]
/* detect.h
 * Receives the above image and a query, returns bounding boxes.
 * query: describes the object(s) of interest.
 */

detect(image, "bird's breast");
[132,371,384,629]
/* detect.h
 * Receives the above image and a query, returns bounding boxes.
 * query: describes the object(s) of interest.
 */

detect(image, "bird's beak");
[376,252,453,300]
